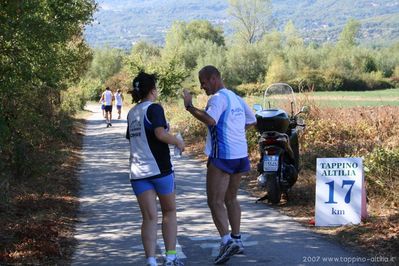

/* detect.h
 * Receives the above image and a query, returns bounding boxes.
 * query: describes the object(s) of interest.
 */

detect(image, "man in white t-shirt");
[183,65,256,264]
[100,87,114,127]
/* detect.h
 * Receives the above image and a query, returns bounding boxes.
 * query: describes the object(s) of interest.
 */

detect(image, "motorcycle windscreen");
[263,155,279,172]
[263,83,297,115]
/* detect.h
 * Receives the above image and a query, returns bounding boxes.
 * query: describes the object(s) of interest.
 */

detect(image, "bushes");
[60,86,87,115]
[300,106,399,208]
[224,43,266,86]
[365,148,399,204]
[288,69,394,93]
[235,83,266,96]
[164,98,207,138]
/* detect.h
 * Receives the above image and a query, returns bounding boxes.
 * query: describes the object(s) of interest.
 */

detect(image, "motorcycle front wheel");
[266,173,281,204]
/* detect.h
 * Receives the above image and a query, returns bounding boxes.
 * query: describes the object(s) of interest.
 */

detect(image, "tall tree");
[0,0,96,179]
[284,20,303,48]
[228,0,273,44]
[163,20,225,68]
[86,48,124,83]
[338,19,361,47]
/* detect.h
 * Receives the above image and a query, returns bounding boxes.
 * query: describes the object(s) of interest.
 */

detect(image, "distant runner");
[99,97,106,118]
[100,87,114,127]
[114,89,124,119]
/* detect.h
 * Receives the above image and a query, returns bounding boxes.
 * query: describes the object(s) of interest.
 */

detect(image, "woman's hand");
[155,127,185,152]
[176,136,185,152]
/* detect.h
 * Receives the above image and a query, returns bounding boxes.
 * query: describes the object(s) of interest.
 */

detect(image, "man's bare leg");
[206,163,230,237]
[224,173,242,235]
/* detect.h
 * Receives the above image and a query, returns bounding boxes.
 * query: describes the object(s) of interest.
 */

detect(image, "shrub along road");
[71,104,371,265]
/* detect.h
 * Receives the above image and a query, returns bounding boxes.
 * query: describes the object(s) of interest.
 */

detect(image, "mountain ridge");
[84,0,399,50]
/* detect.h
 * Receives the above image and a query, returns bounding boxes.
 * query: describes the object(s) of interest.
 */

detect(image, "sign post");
[315,158,367,226]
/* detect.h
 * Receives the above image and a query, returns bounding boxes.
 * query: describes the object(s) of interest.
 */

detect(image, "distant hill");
[84,0,399,50]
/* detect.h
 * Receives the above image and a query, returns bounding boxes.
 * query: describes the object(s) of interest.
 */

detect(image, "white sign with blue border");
[315,158,367,226]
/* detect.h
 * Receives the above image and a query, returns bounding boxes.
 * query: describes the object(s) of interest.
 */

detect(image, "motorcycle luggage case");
[255,109,289,133]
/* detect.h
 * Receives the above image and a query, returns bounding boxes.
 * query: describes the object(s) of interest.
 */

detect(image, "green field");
[302,88,399,107]
[248,88,399,108]
[310,88,399,98]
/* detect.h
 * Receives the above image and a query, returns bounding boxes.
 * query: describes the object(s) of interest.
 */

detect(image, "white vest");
[127,101,161,180]
[104,90,113,105]
[115,93,123,106]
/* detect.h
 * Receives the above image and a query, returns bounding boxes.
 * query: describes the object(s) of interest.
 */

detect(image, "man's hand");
[182,88,216,126]
[183,89,193,108]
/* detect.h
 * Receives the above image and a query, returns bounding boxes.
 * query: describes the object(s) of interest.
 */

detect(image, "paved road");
[72,104,370,266]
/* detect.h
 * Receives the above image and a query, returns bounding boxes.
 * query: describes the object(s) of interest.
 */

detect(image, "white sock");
[221,233,232,244]
[166,253,177,261]
[147,257,157,265]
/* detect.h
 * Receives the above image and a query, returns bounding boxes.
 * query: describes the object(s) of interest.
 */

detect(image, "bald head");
[199,65,221,80]
[198,65,224,95]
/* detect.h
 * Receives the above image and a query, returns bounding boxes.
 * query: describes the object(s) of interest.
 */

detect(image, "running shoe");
[214,239,240,264]
[163,257,184,266]
[233,238,244,254]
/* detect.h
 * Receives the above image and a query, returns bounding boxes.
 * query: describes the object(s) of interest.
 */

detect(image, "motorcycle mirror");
[300,106,310,114]
[253,104,262,112]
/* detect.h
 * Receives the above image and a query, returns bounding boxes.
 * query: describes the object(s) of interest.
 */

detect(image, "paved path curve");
[72,104,370,266]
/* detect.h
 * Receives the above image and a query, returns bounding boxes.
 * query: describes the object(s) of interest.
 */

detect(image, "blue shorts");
[131,173,175,196]
[104,105,112,112]
[117,105,122,110]
[208,157,250,174]
[101,105,105,110]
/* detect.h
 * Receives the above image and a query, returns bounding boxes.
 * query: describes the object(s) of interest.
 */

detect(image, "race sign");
[315,158,367,226]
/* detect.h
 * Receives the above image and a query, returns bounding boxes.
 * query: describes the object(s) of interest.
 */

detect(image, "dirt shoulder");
[0,110,91,265]
[240,168,399,260]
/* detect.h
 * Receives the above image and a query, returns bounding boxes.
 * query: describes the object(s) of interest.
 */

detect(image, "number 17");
[325,180,355,204]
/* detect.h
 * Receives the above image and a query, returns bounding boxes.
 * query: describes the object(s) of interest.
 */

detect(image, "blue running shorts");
[104,105,112,112]
[131,172,175,196]
[208,157,250,174]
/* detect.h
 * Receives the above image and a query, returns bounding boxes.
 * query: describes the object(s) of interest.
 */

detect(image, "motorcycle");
[253,83,308,204]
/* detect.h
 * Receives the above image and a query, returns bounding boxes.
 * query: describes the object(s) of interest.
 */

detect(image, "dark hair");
[199,65,221,80]
[131,71,157,103]
[106,87,110,90]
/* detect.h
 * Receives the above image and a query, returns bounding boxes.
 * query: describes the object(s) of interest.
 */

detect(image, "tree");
[265,56,291,85]
[338,19,361,48]
[86,48,124,83]
[163,20,225,70]
[185,20,225,46]
[284,21,303,48]
[125,42,188,100]
[225,43,266,85]
[131,41,161,59]
[0,0,96,179]
[228,0,273,44]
